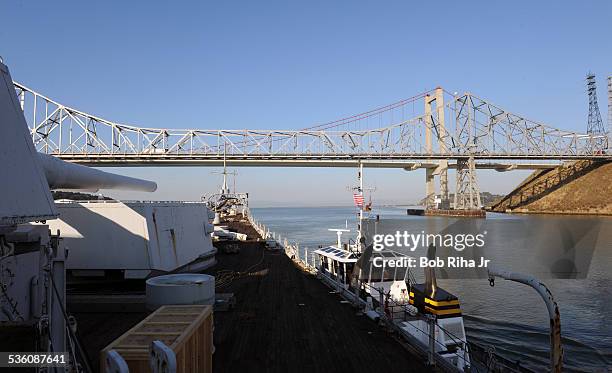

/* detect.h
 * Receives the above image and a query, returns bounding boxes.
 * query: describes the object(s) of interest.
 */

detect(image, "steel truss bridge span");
[66,156,563,171]
[14,82,610,165]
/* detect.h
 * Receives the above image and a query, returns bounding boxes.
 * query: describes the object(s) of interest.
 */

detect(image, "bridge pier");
[425,167,435,208]
[454,156,481,210]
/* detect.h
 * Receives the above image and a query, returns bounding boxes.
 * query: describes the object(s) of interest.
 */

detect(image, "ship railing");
[244,209,319,273]
[315,265,471,371]
[316,263,472,372]
[127,200,210,204]
[56,199,209,205]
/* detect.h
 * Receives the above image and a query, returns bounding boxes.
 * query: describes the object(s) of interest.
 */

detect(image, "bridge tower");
[453,94,481,210]
[424,87,449,209]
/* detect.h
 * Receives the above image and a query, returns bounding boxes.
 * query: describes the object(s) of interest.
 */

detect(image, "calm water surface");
[251,206,612,372]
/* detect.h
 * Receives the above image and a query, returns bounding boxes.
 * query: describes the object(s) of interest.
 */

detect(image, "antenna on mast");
[328,228,351,249]
[213,142,237,196]
[221,143,227,194]
[222,144,228,194]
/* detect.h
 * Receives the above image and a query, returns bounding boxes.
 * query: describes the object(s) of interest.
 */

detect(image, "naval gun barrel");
[38,153,157,192]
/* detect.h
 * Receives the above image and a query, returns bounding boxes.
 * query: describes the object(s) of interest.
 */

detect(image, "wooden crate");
[101,305,213,373]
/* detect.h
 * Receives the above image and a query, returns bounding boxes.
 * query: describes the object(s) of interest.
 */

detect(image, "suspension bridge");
[13,81,611,209]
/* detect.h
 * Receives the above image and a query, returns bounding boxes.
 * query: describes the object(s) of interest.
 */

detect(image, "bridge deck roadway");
[45,153,612,169]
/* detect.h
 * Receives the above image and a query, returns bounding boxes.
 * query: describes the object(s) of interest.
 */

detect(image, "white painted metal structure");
[0,64,57,225]
[47,200,216,279]
[12,81,610,165]
[145,274,215,311]
[400,317,470,371]
[15,75,612,213]
[150,340,178,373]
[487,266,563,373]
[314,246,357,264]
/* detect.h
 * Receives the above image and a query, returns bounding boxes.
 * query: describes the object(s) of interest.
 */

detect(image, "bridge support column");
[438,160,449,209]
[454,156,481,210]
[424,93,435,209]
[435,88,449,208]
[424,88,449,209]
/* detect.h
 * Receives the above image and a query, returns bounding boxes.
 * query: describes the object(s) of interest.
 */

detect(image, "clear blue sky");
[2,1,611,206]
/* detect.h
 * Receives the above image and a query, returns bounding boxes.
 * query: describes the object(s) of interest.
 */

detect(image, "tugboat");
[314,162,471,372]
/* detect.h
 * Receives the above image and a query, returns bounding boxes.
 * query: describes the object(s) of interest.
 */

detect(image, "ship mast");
[355,162,376,253]
[221,145,229,195]
[357,161,364,251]
[218,143,237,196]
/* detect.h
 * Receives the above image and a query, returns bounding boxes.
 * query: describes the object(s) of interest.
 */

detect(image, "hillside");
[491,160,612,215]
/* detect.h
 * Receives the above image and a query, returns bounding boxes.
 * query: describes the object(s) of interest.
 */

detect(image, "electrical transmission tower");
[608,75,612,137]
[586,73,605,134]
[586,73,607,151]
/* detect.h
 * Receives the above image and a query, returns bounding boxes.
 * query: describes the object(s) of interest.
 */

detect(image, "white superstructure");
[49,200,216,279]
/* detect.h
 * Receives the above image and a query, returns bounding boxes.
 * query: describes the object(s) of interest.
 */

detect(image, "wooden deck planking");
[209,219,430,373]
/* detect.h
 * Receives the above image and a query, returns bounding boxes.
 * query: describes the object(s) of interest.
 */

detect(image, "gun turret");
[0,59,156,225]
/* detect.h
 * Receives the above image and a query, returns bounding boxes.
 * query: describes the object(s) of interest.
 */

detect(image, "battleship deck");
[70,215,431,372]
[208,217,431,373]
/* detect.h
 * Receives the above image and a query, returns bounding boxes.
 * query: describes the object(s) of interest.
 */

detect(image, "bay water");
[251,206,612,372]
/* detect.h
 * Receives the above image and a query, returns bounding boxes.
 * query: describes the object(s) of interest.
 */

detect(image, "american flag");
[353,192,364,207]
